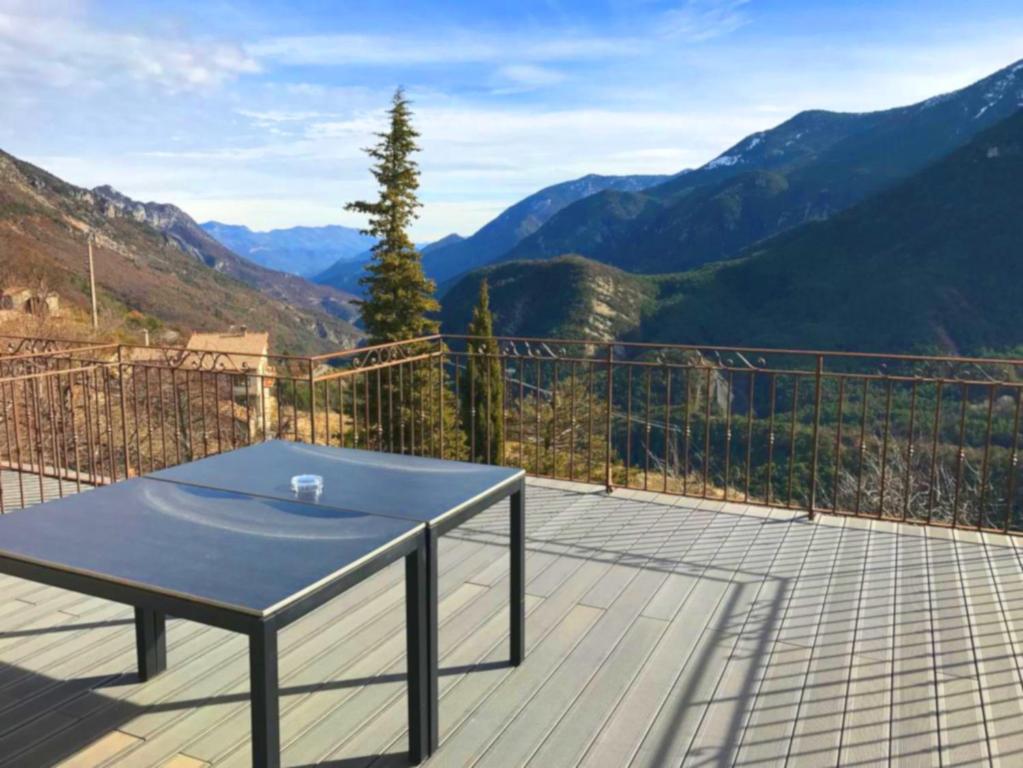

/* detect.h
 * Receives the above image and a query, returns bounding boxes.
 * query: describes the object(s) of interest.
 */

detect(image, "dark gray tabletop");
[149,441,524,525]
[0,479,422,616]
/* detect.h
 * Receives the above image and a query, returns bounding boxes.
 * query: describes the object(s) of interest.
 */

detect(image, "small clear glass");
[290,474,323,501]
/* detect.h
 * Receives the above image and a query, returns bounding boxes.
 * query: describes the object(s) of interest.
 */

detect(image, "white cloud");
[659,0,751,42]
[247,31,641,67]
[493,64,567,92]
[0,6,258,92]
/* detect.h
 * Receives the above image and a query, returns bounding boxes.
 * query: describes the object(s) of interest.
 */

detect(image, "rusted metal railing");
[3,335,1022,535]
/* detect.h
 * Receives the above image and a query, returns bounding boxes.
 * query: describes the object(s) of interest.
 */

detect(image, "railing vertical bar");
[570,361,577,481]
[387,365,395,453]
[10,380,27,508]
[116,347,131,477]
[903,380,918,522]
[605,344,613,492]
[500,352,509,466]
[854,378,869,516]
[81,370,96,485]
[376,368,384,452]
[723,369,733,501]
[765,373,776,505]
[484,347,492,464]
[786,378,799,509]
[143,367,155,468]
[69,371,82,493]
[469,350,476,461]
[102,368,118,483]
[309,360,318,445]
[626,365,633,489]
[703,366,712,499]
[833,377,845,514]
[587,361,595,483]
[534,357,541,476]
[926,380,944,525]
[952,383,968,528]
[363,371,371,451]
[1003,387,1022,533]
[643,366,652,491]
[878,379,894,518]
[682,366,691,496]
[664,364,672,494]
[44,370,63,497]
[30,377,46,503]
[808,355,824,519]
[977,384,996,529]
[744,371,755,503]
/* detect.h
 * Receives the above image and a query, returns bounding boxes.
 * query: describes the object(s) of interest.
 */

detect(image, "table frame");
[0,526,429,768]
[420,474,526,753]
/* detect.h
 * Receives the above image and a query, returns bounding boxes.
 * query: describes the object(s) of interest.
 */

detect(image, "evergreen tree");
[461,279,504,463]
[343,88,463,459]
[346,88,438,343]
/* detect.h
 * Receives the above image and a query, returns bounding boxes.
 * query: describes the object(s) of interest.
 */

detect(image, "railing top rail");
[309,334,443,362]
[0,363,111,384]
[0,343,118,363]
[442,333,1023,367]
[116,342,312,363]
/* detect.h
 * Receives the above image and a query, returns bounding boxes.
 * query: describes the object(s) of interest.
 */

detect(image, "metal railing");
[2,334,1022,534]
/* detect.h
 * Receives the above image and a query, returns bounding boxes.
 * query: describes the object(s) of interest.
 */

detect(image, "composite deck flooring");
[0,476,1020,766]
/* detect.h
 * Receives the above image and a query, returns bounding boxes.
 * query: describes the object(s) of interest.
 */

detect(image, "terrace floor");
[0,476,1021,766]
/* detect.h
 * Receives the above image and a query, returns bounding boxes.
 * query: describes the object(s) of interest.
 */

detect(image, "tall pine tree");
[344,89,464,459]
[461,279,505,464]
[346,88,438,343]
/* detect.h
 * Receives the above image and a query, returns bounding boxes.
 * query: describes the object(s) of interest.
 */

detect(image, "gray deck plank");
[838,519,897,767]
[0,480,1016,767]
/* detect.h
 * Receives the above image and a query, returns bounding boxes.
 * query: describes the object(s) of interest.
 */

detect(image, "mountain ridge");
[201,220,374,277]
[0,149,360,353]
[502,58,1023,275]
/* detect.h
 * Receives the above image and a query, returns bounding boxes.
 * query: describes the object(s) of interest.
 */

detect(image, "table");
[151,440,527,753]
[0,477,429,767]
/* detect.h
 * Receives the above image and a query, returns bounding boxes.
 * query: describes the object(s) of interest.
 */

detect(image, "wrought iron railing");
[2,334,1022,534]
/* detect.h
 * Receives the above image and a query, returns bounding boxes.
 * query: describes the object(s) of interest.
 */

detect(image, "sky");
[2,1,1022,241]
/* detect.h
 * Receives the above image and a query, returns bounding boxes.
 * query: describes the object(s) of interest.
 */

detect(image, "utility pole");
[87,235,98,329]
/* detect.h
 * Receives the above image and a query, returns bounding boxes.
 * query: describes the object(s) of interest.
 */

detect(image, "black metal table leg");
[405,536,429,764]
[424,528,440,754]
[510,481,526,666]
[250,620,280,768]
[134,607,166,681]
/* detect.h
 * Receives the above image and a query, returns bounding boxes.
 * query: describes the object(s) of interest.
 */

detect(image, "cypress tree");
[346,88,438,343]
[462,279,504,464]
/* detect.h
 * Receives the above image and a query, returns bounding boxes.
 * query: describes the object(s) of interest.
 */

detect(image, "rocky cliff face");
[88,184,363,327]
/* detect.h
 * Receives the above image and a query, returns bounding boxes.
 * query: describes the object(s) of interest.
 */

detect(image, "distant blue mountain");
[312,233,467,296]
[313,173,671,292]
[201,221,375,277]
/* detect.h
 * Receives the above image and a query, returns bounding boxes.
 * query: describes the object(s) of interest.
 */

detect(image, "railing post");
[117,345,131,478]
[437,340,444,459]
[605,342,614,494]
[308,358,317,445]
[808,354,824,521]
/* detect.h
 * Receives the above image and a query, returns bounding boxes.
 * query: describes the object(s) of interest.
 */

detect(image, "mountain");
[201,221,374,277]
[311,233,467,296]
[439,255,657,341]
[443,107,1023,355]
[92,188,361,327]
[315,173,670,293]
[0,150,360,353]
[503,59,1023,275]
[637,106,1023,353]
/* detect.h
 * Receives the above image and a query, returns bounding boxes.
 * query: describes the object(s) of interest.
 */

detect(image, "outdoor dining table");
[0,441,526,767]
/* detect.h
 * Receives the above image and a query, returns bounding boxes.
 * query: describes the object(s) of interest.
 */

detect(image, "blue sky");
[2,0,1022,240]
